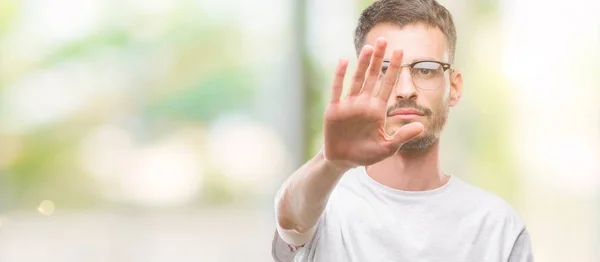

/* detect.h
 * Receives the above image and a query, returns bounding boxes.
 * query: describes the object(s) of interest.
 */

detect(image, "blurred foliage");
[0,0,16,37]
[467,0,499,18]
[0,1,256,208]
[39,30,131,67]
[145,68,254,123]
[451,2,518,204]
[7,124,100,208]
[466,69,518,205]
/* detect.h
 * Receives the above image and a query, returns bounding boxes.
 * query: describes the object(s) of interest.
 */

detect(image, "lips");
[388,108,424,117]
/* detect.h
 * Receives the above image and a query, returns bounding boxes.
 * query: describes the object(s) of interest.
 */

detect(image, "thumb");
[388,122,424,149]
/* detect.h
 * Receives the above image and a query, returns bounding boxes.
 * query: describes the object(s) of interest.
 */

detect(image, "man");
[272,0,533,261]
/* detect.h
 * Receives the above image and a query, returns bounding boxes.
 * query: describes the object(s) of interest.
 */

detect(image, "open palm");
[323,38,424,168]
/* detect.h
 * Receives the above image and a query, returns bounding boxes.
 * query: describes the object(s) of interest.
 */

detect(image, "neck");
[366,140,446,191]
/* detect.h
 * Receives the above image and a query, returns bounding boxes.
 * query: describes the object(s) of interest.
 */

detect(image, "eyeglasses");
[380,60,452,90]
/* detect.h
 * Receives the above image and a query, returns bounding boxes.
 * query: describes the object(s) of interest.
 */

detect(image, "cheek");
[430,84,451,107]
[414,95,446,119]
[441,80,452,101]
[419,92,442,107]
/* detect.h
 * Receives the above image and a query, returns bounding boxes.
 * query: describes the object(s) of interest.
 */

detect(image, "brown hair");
[354,0,457,62]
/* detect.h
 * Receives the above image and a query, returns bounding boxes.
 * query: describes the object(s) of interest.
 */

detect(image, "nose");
[394,67,418,100]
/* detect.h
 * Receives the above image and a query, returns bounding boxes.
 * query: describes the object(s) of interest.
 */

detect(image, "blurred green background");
[0,0,598,261]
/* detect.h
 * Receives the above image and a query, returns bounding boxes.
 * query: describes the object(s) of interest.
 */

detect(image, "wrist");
[318,147,354,174]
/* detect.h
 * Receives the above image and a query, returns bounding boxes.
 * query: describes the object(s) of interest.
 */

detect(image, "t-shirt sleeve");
[272,229,301,262]
[272,220,322,262]
[507,228,534,262]
[271,183,318,261]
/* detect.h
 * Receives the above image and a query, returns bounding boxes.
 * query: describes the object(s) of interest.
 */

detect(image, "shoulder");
[452,176,526,232]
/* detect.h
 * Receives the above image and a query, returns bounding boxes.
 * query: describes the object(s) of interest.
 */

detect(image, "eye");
[416,68,434,76]
[380,66,388,77]
[379,61,391,78]
[412,61,442,79]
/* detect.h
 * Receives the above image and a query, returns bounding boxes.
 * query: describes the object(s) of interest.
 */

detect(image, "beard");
[385,99,449,153]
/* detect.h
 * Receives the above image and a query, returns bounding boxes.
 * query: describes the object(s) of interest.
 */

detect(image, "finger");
[361,37,387,94]
[386,122,424,151]
[376,49,403,100]
[330,57,348,103]
[347,45,374,97]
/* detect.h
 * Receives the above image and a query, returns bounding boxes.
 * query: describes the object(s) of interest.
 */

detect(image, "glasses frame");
[381,60,452,90]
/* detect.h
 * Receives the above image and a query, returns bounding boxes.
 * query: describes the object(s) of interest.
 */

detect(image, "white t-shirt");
[272,167,533,262]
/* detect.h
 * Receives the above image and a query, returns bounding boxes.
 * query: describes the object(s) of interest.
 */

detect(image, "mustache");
[387,100,432,116]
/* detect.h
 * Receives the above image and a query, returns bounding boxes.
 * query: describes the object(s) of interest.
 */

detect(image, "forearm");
[275,149,349,245]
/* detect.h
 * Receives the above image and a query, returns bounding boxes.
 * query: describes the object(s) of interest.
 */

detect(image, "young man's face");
[364,22,463,152]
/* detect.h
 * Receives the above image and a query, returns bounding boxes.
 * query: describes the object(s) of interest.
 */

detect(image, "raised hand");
[323,37,424,169]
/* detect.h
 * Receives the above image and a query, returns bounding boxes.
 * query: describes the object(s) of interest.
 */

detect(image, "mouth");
[387,108,424,120]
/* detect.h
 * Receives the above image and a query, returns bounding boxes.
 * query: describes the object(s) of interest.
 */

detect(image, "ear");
[449,69,463,107]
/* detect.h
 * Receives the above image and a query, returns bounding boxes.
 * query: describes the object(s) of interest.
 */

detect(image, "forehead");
[364,22,449,63]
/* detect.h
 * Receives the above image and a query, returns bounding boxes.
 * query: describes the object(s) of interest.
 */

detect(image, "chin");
[399,135,438,152]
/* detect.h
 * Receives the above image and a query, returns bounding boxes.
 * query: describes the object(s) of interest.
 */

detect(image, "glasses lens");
[411,61,444,90]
